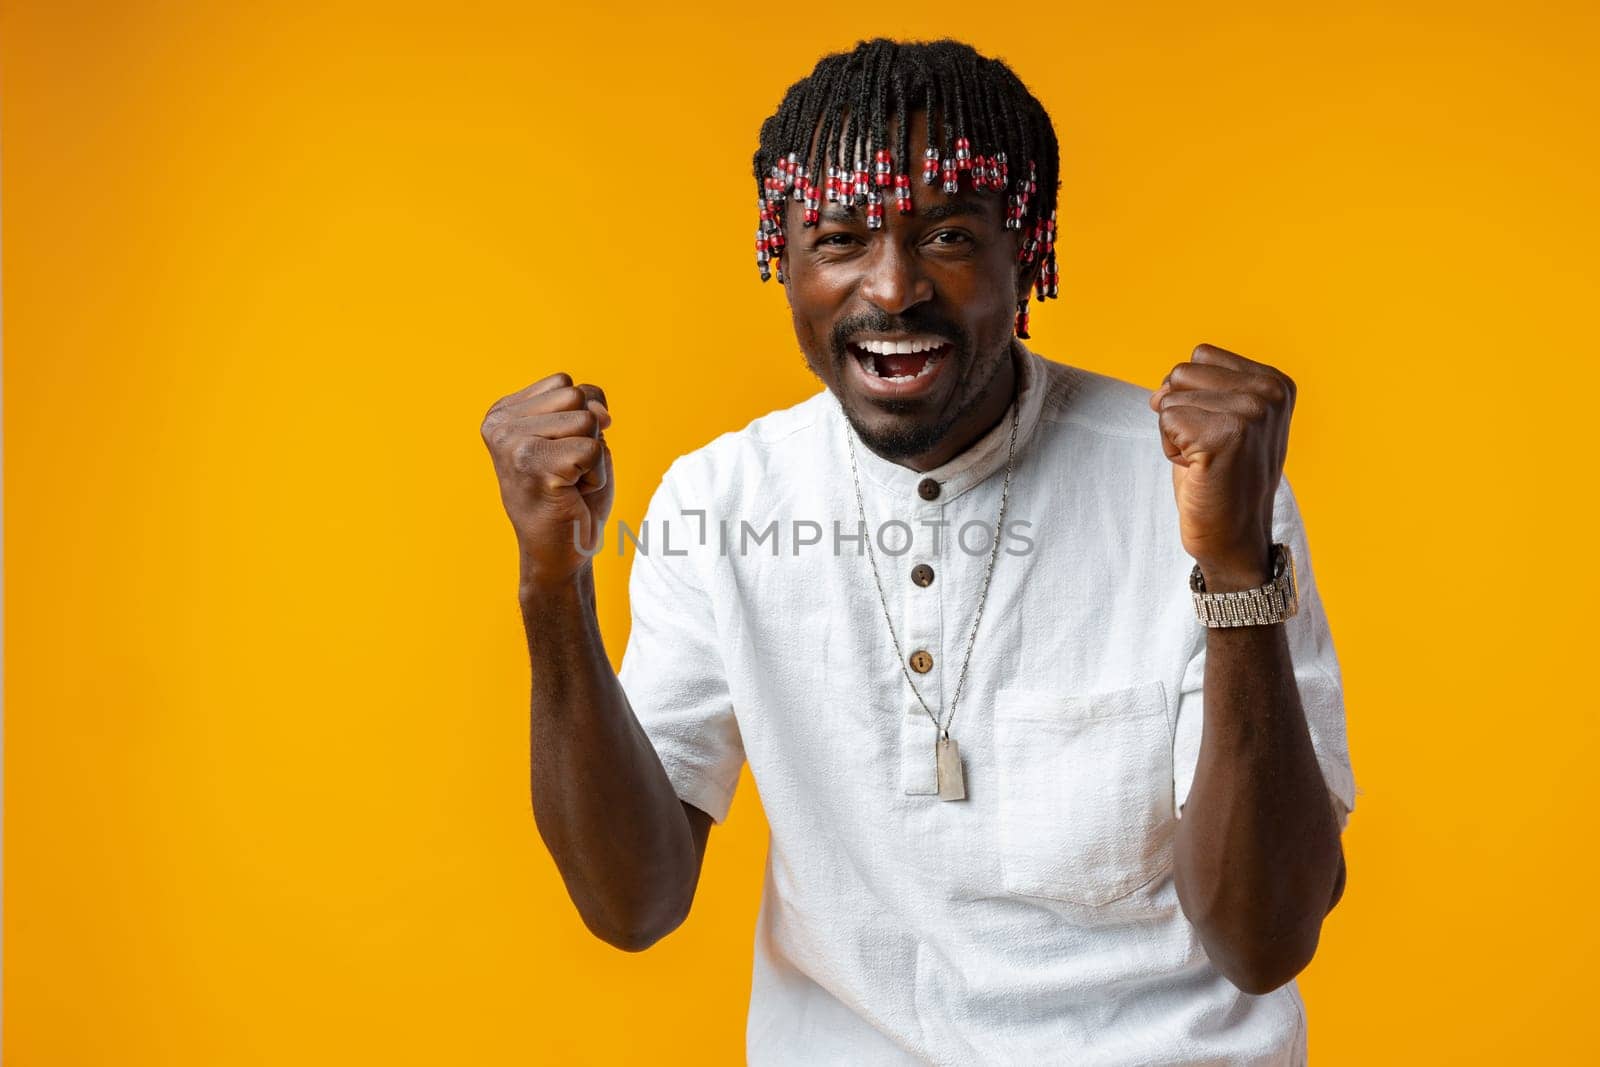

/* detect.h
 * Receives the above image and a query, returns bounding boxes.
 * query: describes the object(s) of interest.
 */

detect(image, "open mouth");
[847,337,953,383]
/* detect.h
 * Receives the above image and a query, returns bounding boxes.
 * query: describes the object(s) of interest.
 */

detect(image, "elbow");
[582,891,694,954]
[593,922,671,954]
[1221,963,1304,998]
[1209,924,1323,996]
[1177,848,1348,996]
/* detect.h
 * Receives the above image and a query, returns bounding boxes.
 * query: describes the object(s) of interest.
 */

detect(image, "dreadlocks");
[752,38,1060,336]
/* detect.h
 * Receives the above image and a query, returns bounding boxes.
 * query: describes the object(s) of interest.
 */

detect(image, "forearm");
[522,565,701,951]
[1172,604,1343,995]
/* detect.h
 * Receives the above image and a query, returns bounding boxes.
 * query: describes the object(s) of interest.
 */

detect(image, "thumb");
[576,399,610,493]
[579,437,612,497]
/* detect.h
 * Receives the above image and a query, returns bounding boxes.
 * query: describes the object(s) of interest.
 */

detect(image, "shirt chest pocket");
[993,681,1177,907]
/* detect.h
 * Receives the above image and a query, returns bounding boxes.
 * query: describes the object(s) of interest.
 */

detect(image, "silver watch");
[1190,542,1299,628]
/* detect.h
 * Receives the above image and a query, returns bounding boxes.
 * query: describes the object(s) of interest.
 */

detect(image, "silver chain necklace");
[843,396,1020,801]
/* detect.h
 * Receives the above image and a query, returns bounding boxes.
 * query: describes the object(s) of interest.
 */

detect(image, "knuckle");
[484,422,515,451]
[509,438,543,475]
[551,385,586,411]
[1239,396,1268,421]
[1258,377,1287,405]
[548,437,601,483]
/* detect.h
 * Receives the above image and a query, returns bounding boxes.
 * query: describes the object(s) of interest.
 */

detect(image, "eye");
[817,232,857,247]
[928,229,973,247]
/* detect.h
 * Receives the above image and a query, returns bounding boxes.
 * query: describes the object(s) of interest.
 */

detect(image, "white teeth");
[855,336,947,356]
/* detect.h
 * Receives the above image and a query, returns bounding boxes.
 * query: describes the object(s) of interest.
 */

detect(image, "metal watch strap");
[1189,542,1299,628]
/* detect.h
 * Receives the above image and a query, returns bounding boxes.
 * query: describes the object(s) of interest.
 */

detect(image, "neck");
[899,341,1020,473]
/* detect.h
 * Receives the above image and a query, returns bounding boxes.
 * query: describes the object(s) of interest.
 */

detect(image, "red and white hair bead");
[873,148,892,188]
[865,189,884,230]
[894,172,913,214]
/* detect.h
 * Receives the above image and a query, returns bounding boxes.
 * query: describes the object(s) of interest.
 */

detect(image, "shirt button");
[911,563,935,587]
[909,649,934,674]
[917,478,941,501]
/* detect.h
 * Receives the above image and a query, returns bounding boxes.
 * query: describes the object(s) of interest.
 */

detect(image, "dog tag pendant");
[936,732,966,801]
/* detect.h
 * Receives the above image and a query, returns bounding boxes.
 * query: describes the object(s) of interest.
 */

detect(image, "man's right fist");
[481,372,613,589]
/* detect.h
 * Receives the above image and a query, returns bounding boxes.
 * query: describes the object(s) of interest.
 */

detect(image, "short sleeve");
[1172,475,1358,830]
[616,460,746,824]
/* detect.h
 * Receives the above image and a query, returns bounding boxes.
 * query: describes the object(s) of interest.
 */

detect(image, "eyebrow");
[818,198,990,226]
[919,200,988,223]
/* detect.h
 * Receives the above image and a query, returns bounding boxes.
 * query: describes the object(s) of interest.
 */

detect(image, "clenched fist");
[481,372,614,589]
[1150,344,1295,591]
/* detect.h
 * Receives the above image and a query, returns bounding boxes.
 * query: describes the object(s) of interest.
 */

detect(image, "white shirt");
[617,342,1357,1066]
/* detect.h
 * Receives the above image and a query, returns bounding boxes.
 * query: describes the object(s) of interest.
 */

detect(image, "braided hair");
[752,39,1060,329]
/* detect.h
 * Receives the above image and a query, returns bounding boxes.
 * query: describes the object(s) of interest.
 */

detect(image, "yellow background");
[5,2,1596,1063]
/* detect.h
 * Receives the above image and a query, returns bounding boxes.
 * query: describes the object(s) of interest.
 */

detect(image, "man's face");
[781,112,1035,464]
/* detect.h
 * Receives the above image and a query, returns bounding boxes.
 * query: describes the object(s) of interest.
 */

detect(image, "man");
[482,38,1355,1065]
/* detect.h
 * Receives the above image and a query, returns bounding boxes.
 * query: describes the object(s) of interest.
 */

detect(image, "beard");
[830,328,1013,461]
[840,355,1006,459]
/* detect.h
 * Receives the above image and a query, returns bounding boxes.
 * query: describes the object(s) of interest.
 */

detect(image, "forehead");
[803,105,941,165]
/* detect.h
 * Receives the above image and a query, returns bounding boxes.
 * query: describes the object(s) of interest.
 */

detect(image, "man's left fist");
[1149,343,1295,592]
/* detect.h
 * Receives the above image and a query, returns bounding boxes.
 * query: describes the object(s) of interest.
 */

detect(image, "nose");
[858,240,933,315]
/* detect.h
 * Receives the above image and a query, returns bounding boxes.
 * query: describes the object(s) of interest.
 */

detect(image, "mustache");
[830,312,967,356]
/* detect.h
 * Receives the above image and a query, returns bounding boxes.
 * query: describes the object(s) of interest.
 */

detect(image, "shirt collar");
[830,338,1049,504]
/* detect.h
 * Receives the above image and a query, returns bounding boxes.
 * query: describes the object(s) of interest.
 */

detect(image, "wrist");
[1195,548,1274,593]
[1190,542,1299,629]
[519,563,594,611]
